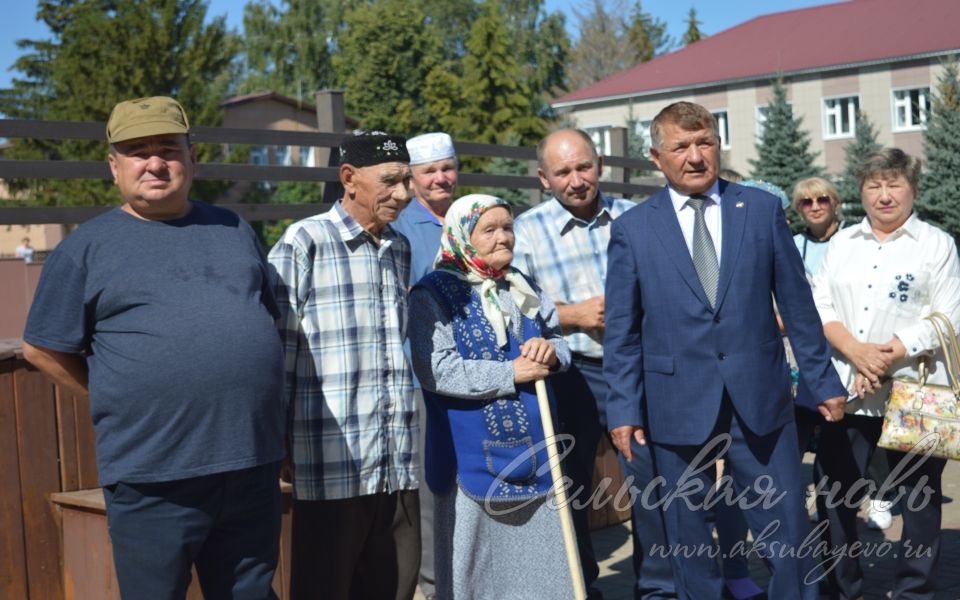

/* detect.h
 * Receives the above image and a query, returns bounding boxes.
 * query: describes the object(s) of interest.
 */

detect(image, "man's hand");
[557,296,605,332]
[817,396,847,422]
[520,337,558,367]
[610,425,645,461]
[512,355,551,384]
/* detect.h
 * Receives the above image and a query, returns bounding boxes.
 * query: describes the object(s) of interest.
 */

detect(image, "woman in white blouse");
[812,148,960,600]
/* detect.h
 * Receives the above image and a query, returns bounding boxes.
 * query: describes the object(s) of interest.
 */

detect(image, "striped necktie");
[686,195,719,308]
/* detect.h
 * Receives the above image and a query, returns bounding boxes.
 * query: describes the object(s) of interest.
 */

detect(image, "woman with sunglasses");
[791,177,845,279]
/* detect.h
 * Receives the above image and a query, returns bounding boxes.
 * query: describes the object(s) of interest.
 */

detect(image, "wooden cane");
[535,378,587,600]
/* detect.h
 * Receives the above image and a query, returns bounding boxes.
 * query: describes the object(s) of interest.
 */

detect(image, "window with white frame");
[823,95,859,139]
[584,126,612,155]
[712,111,730,149]
[892,87,931,131]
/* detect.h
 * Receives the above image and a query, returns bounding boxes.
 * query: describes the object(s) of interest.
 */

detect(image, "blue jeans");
[103,461,282,600]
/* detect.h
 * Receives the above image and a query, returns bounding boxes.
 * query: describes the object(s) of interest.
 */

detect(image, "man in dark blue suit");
[604,102,848,600]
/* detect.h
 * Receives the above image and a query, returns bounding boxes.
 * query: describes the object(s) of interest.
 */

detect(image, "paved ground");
[590,457,960,600]
[418,458,960,599]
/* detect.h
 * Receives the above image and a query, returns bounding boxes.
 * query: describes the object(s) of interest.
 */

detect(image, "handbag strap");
[925,312,960,396]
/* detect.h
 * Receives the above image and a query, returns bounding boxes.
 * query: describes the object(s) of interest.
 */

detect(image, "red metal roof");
[553,0,960,106]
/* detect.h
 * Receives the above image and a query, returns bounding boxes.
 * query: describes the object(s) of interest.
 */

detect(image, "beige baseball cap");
[106,96,190,144]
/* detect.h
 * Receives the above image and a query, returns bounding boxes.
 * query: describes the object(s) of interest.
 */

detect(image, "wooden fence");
[0,119,660,225]
[0,342,97,600]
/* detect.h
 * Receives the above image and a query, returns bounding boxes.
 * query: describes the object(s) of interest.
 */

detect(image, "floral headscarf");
[434,194,540,347]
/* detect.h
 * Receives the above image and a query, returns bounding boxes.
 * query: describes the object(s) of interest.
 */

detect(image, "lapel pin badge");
[736,201,745,208]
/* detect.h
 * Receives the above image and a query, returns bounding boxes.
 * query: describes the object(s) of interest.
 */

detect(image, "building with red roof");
[551,0,960,177]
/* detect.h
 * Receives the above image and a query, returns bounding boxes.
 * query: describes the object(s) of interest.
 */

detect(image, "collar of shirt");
[404,197,443,226]
[548,193,615,235]
[667,180,722,214]
[332,200,400,247]
[856,211,922,242]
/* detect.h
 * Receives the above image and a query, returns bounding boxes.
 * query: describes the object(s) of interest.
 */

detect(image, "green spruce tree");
[836,111,881,222]
[0,0,238,206]
[334,0,445,133]
[443,0,547,147]
[682,7,704,45]
[918,58,960,241]
[750,76,823,195]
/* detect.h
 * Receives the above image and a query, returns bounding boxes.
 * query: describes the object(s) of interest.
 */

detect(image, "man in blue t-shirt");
[23,96,285,600]
[391,132,458,599]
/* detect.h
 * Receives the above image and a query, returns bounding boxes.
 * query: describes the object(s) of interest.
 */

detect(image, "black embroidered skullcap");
[338,132,410,167]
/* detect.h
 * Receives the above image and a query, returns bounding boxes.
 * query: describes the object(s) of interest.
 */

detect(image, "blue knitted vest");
[418,271,555,502]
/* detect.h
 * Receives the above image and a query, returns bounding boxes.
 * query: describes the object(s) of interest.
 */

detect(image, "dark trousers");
[815,413,946,600]
[651,397,816,600]
[717,406,824,581]
[103,461,282,600]
[551,357,605,592]
[290,490,420,600]
[619,437,678,599]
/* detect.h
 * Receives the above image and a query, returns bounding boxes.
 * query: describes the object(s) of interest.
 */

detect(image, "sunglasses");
[799,196,832,209]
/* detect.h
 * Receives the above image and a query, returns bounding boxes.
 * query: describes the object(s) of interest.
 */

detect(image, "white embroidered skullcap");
[406,132,456,166]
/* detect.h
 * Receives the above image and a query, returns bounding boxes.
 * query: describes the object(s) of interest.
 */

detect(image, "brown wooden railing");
[0,119,660,225]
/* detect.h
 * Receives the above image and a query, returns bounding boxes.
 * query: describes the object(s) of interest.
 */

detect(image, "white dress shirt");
[668,181,723,264]
[812,213,960,416]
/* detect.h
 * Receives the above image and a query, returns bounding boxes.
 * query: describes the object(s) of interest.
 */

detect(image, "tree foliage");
[626,1,672,63]
[918,58,960,241]
[750,77,823,194]
[239,0,334,99]
[460,1,547,145]
[334,0,446,133]
[682,7,704,45]
[567,0,670,91]
[837,111,881,222]
[0,0,238,206]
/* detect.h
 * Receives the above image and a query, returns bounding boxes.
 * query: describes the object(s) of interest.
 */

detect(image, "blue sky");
[0,0,835,92]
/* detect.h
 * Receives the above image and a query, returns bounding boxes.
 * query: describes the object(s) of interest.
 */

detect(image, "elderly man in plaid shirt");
[269,133,419,600]
[513,128,674,600]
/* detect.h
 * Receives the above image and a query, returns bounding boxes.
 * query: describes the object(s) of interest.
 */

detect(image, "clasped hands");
[512,337,558,383]
[845,336,907,399]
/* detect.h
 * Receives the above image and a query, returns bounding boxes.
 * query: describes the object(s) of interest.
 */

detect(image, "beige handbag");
[877,312,960,460]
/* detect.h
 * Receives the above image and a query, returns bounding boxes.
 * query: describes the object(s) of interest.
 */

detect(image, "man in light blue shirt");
[392,132,459,600]
[393,132,458,286]
[513,129,674,600]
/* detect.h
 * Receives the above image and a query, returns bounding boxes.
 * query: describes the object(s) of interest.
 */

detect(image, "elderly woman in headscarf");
[408,194,575,600]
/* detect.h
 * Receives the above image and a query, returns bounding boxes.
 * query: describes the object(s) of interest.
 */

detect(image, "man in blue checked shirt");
[513,128,674,600]
[269,133,420,600]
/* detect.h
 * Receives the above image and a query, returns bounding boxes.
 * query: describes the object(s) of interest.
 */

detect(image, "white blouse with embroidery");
[812,213,960,416]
